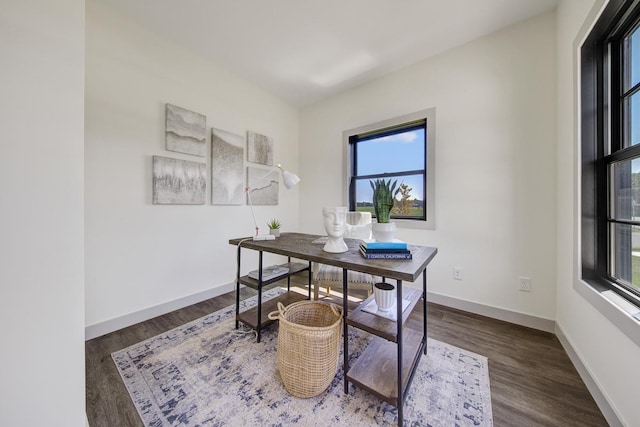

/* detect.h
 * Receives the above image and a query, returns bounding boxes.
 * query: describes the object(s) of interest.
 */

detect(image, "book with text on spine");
[361,297,411,320]
[360,246,412,260]
[361,238,408,250]
[247,265,289,281]
[359,244,411,254]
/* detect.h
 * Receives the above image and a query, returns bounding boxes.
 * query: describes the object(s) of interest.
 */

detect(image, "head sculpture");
[322,207,348,253]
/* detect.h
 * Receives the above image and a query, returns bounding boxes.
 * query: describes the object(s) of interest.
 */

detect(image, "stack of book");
[360,239,412,260]
[248,265,289,280]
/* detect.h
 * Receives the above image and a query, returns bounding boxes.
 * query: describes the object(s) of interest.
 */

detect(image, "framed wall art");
[246,166,278,205]
[211,128,244,205]
[247,130,273,166]
[152,156,206,205]
[166,103,207,157]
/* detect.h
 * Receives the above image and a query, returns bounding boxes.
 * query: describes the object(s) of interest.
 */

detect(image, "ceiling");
[101,0,559,107]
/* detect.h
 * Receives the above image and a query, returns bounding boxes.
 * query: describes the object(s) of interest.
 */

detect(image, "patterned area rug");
[113,289,493,426]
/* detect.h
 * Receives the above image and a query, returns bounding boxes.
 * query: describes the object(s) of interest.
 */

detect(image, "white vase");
[322,206,348,253]
[269,228,280,237]
[371,222,396,242]
[373,282,396,311]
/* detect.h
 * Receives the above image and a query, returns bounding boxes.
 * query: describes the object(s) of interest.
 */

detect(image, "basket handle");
[267,302,287,320]
[329,303,342,317]
[268,301,342,320]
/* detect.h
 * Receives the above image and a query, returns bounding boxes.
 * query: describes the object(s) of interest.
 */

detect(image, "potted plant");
[370,178,398,242]
[267,218,281,237]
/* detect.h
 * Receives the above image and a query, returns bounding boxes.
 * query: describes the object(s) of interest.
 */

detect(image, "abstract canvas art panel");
[211,128,244,205]
[247,130,273,166]
[153,156,206,205]
[247,166,278,205]
[166,103,207,157]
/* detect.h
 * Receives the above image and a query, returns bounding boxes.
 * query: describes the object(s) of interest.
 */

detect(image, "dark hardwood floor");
[86,279,608,426]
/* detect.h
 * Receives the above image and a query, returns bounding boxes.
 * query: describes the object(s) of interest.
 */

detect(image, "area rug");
[113,289,493,426]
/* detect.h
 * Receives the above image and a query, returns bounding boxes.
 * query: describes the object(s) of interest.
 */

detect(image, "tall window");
[349,120,426,220]
[344,108,436,229]
[582,0,640,307]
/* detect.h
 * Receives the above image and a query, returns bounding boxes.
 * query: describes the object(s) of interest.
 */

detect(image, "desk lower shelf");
[346,287,422,342]
[236,291,307,330]
[345,324,424,406]
[238,262,310,290]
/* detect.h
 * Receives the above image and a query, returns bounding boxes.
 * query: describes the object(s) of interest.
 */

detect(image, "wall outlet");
[453,267,463,280]
[519,276,531,292]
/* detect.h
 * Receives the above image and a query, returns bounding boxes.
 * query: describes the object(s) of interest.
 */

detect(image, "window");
[582,0,640,308]
[350,121,426,220]
[344,108,436,230]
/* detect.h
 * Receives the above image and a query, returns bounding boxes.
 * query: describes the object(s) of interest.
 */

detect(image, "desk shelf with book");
[346,287,422,342]
[231,237,312,343]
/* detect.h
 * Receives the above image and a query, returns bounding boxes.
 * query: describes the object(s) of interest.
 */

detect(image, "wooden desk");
[229,232,438,427]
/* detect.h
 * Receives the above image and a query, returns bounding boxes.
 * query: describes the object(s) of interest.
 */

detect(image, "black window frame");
[347,119,428,222]
[582,0,640,308]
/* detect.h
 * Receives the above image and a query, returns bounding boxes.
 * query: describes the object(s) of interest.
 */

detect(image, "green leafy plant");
[267,218,281,230]
[370,178,399,223]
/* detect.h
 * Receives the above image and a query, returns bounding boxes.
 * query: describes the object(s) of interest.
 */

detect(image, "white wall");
[556,0,640,425]
[300,12,558,323]
[85,0,299,333]
[0,0,86,425]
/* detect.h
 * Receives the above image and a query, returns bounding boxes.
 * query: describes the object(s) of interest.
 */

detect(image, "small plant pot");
[373,282,396,311]
[372,222,396,242]
[269,229,280,237]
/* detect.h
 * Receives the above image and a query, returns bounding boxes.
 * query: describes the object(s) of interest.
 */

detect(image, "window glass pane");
[611,157,640,219]
[625,25,640,90]
[354,174,425,219]
[611,223,640,292]
[624,92,640,147]
[356,128,425,175]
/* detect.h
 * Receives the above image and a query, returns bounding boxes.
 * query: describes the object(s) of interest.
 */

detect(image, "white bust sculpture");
[322,206,348,253]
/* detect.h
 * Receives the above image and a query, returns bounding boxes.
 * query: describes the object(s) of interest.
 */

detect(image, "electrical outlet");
[519,276,531,292]
[453,267,463,281]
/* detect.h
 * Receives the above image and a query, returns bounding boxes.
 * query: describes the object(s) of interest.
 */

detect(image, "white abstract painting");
[247,166,278,205]
[153,156,206,205]
[247,130,273,166]
[166,103,207,157]
[211,128,244,205]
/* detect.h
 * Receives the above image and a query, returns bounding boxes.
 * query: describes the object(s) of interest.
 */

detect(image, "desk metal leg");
[423,271,428,355]
[343,268,349,394]
[307,261,312,300]
[397,279,403,426]
[235,246,242,329]
[257,251,263,343]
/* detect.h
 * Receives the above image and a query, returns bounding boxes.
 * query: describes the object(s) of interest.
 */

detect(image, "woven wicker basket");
[268,301,342,398]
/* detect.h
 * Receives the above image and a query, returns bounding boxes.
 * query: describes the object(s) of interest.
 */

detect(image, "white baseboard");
[555,325,623,427]
[426,292,556,333]
[84,282,235,341]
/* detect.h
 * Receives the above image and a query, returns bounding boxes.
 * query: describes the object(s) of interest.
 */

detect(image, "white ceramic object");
[322,206,348,253]
[269,228,280,237]
[372,222,396,242]
[373,282,396,311]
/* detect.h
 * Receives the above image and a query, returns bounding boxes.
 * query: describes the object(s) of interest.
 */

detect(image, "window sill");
[391,218,435,231]
[575,279,640,347]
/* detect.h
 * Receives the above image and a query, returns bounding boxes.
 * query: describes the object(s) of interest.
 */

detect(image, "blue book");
[359,244,410,254]
[360,247,412,260]
[361,239,408,250]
